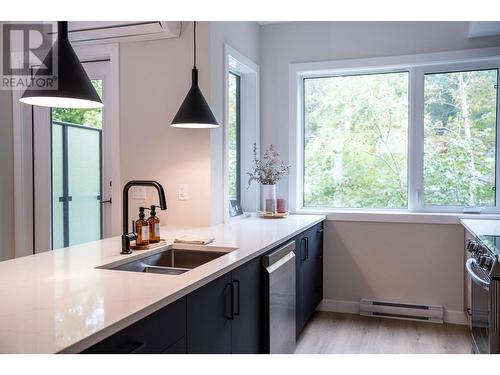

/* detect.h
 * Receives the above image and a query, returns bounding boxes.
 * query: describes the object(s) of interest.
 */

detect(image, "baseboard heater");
[359,299,443,324]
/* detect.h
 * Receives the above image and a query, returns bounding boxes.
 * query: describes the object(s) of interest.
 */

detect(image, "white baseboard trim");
[317,299,469,325]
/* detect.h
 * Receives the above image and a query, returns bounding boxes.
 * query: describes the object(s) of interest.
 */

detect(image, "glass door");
[32,59,118,252]
[51,79,103,248]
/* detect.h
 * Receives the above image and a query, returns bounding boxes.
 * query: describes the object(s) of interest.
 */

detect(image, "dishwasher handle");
[262,241,296,267]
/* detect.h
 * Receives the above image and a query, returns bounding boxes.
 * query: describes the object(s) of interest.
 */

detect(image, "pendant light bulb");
[171,21,219,129]
[19,21,103,109]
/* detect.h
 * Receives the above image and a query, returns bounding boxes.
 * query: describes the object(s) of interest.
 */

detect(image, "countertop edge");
[57,216,325,354]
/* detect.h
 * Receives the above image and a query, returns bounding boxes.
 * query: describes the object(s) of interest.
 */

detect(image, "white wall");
[259,21,500,323]
[323,221,466,323]
[0,89,14,261]
[209,21,260,224]
[120,21,261,227]
[119,22,212,227]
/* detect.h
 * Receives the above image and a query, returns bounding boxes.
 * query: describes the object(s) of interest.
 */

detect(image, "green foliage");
[228,73,238,200]
[304,72,408,208]
[423,70,497,207]
[51,80,103,129]
[304,69,498,209]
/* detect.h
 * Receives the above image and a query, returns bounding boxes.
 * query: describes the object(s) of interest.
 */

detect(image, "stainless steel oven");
[466,239,500,354]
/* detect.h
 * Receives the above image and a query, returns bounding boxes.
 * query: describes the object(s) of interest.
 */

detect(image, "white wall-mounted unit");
[61,22,181,44]
[469,22,500,38]
[360,299,444,324]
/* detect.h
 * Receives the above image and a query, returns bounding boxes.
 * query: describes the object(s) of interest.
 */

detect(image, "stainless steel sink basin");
[103,247,230,275]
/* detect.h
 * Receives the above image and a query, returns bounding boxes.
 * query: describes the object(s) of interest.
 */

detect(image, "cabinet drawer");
[82,297,186,354]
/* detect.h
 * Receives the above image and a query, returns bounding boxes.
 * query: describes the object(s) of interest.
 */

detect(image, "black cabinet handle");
[128,341,146,354]
[305,237,309,260]
[301,238,307,262]
[224,283,234,320]
[232,280,240,316]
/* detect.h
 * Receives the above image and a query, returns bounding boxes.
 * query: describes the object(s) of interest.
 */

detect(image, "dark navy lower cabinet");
[230,256,263,354]
[295,221,324,336]
[186,256,263,354]
[82,297,187,354]
[186,272,233,353]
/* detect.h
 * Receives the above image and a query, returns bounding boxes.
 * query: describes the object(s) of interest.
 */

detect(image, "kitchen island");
[0,214,324,354]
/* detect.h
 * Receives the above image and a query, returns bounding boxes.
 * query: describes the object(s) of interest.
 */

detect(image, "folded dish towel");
[174,235,215,245]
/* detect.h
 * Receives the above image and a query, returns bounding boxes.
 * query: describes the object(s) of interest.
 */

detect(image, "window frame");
[223,44,260,222]
[289,48,500,216]
[227,71,242,203]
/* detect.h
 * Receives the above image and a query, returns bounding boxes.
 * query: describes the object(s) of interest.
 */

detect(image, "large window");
[423,69,498,208]
[304,72,409,209]
[296,57,500,213]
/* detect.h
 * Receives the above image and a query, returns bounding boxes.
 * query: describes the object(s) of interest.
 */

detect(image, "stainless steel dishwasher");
[263,240,296,354]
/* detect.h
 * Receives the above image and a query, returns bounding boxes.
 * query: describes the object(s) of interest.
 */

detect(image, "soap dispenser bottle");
[135,207,149,246]
[148,205,161,243]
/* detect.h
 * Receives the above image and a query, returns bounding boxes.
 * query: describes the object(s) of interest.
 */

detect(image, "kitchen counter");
[461,219,500,256]
[461,219,500,238]
[0,214,324,354]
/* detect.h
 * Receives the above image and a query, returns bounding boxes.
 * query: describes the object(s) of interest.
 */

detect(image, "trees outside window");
[300,63,499,212]
[424,69,498,207]
[304,72,409,208]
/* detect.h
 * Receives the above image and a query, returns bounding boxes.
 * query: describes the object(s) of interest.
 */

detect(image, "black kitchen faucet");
[121,180,167,254]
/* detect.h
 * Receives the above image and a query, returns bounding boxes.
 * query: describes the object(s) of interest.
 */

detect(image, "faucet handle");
[121,232,137,255]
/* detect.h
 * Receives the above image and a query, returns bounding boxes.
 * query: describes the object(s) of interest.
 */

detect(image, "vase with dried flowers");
[247,143,291,211]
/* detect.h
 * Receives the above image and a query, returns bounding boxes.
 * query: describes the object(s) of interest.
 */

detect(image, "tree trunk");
[458,72,476,206]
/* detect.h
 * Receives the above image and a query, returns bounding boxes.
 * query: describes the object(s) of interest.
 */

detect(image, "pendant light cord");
[193,21,197,68]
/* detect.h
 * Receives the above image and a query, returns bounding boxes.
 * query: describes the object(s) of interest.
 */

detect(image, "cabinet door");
[82,297,186,354]
[161,336,187,354]
[295,222,325,336]
[186,272,233,353]
[302,223,324,325]
[295,232,308,335]
[231,256,263,353]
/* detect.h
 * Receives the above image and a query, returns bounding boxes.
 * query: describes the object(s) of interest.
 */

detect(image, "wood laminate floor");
[295,311,472,354]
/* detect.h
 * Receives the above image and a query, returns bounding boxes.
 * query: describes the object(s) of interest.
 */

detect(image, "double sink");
[101,245,236,276]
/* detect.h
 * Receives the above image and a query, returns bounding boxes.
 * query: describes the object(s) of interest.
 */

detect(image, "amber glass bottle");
[148,205,161,243]
[135,207,149,246]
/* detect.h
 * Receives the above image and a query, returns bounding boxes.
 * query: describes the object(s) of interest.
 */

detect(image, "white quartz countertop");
[0,214,324,354]
[460,219,500,237]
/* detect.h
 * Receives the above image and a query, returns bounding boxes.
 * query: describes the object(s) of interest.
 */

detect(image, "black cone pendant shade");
[171,22,219,128]
[19,22,103,109]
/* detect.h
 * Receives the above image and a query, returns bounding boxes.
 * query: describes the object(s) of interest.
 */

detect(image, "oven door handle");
[466,258,490,290]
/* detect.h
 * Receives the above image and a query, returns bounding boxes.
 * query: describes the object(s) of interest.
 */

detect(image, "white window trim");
[289,46,500,224]
[223,44,260,222]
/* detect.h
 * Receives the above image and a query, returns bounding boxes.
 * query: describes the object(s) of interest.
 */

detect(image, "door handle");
[224,283,234,320]
[305,237,309,260]
[466,258,490,290]
[100,198,112,204]
[58,196,72,202]
[232,280,240,316]
[300,238,307,262]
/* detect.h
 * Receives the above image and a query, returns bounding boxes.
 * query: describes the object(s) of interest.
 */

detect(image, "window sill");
[292,208,500,225]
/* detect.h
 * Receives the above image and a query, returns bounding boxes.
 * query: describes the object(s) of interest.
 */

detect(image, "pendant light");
[19,21,103,109]
[171,21,219,128]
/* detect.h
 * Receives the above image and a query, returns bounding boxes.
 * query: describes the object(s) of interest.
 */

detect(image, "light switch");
[131,186,147,200]
[178,184,189,201]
